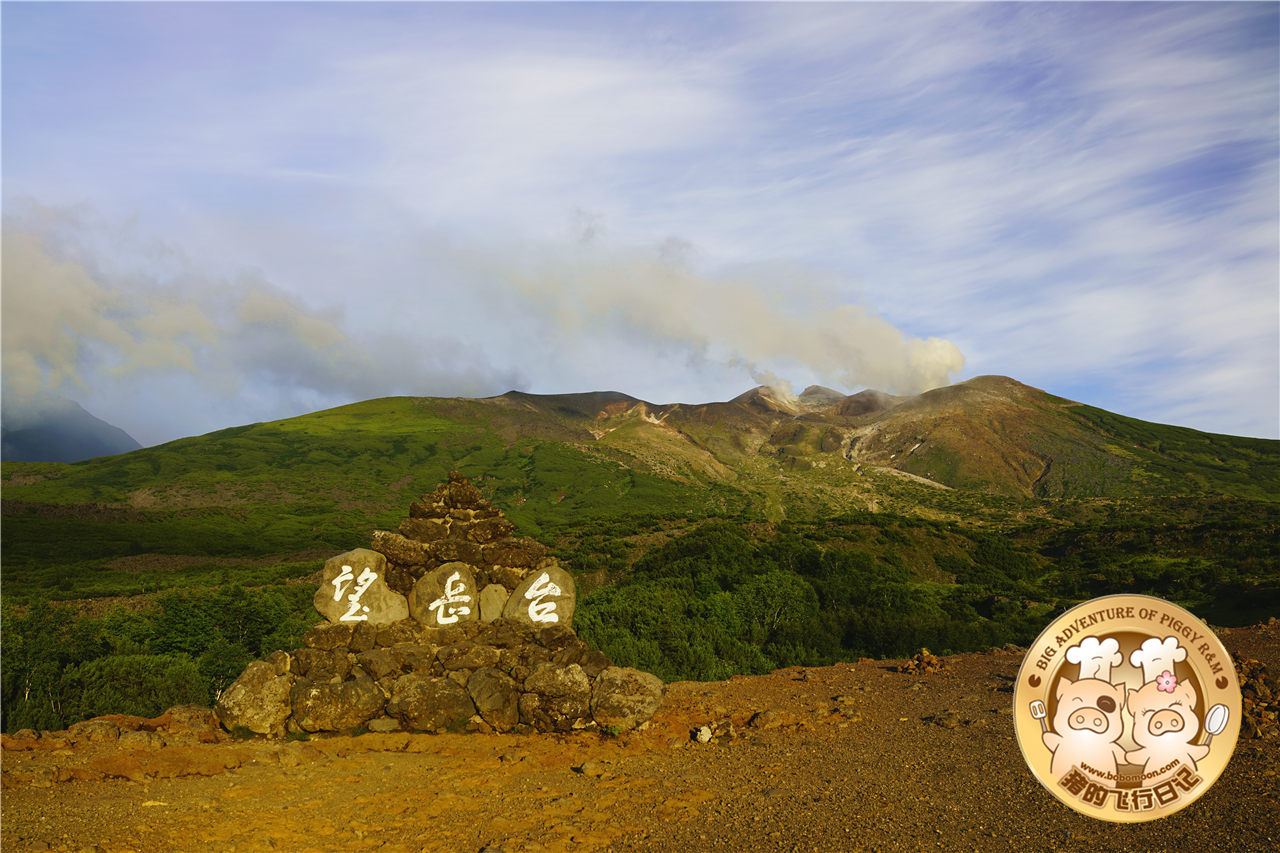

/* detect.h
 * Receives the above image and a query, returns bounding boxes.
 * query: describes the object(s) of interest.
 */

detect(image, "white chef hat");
[1065,635,1122,681]
[1129,636,1187,684]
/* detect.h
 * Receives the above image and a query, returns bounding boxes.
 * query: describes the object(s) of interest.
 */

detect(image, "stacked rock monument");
[215,472,663,738]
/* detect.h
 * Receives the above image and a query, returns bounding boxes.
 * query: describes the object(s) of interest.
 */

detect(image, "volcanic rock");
[467,668,521,732]
[386,673,476,733]
[215,661,293,736]
[479,584,510,622]
[314,549,409,626]
[290,676,385,733]
[503,564,576,628]
[519,663,592,732]
[591,667,664,733]
[409,562,479,628]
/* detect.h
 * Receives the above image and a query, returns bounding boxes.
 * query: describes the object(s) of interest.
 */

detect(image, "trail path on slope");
[4,626,1277,853]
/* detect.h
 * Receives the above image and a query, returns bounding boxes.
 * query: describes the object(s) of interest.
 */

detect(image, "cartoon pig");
[1125,675,1209,785]
[1043,677,1128,782]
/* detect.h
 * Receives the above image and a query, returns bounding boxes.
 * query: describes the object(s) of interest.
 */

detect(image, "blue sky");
[3,1,1277,444]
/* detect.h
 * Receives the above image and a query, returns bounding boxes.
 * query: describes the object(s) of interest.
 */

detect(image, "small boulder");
[68,719,120,743]
[357,648,401,681]
[431,540,484,565]
[438,641,500,671]
[290,676,386,733]
[398,517,449,543]
[467,668,521,732]
[519,663,591,732]
[482,539,548,570]
[386,673,476,733]
[591,667,664,732]
[369,530,435,566]
[216,661,293,736]
[303,622,354,651]
[468,516,516,544]
[479,584,510,622]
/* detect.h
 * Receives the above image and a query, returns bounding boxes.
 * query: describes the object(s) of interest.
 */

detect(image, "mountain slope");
[1,398,142,463]
[2,376,1276,603]
[483,375,1279,501]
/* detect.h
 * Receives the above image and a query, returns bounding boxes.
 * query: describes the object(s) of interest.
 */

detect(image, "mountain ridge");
[1,397,142,463]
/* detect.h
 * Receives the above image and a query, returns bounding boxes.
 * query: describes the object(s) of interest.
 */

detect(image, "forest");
[6,501,1274,732]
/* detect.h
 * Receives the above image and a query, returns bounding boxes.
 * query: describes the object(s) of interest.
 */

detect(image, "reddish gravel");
[4,623,1277,853]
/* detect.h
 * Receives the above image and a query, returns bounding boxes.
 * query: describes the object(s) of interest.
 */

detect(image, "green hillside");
[3,380,1277,603]
[2,380,1277,732]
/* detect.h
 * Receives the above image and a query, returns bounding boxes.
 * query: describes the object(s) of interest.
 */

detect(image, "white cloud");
[2,2,1275,438]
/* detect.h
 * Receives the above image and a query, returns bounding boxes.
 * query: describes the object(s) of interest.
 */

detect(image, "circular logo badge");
[1013,594,1241,822]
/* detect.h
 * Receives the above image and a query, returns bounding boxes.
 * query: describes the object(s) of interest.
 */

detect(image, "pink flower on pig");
[1156,670,1177,693]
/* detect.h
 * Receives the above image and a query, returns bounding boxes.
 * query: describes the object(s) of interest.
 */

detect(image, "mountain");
[2,375,1276,605]
[3,375,1276,734]
[476,374,1278,500]
[1,397,142,463]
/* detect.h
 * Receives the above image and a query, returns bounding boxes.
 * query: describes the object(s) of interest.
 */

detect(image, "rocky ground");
[4,622,1277,853]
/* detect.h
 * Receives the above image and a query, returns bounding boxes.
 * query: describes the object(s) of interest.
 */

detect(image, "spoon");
[1202,703,1229,746]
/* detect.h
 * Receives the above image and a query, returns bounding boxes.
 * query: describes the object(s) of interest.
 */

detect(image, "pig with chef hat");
[1125,636,1209,784]
[1043,636,1128,781]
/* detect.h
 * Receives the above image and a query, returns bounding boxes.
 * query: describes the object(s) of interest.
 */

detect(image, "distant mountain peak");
[1,396,142,462]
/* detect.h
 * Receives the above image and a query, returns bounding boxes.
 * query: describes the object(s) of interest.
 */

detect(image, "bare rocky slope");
[4,622,1277,853]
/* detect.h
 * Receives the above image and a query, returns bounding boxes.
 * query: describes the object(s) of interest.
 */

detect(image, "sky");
[2,0,1277,445]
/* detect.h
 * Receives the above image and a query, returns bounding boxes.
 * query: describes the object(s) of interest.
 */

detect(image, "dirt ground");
[4,624,1277,853]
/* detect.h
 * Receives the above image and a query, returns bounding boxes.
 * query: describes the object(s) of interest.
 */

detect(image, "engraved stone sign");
[502,563,576,628]
[409,562,479,628]
[314,548,409,626]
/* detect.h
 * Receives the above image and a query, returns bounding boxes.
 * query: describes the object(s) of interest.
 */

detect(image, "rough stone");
[389,643,438,674]
[468,516,516,544]
[293,648,351,682]
[487,565,528,590]
[290,676,386,733]
[357,648,401,681]
[370,530,436,566]
[502,564,576,629]
[483,539,548,569]
[291,648,337,681]
[580,649,613,679]
[398,516,449,543]
[303,622,353,651]
[264,650,292,675]
[386,673,477,733]
[438,641,501,671]
[216,661,293,735]
[431,539,484,565]
[479,584,510,622]
[519,663,591,732]
[67,719,120,743]
[467,668,521,732]
[442,472,486,508]
[591,667,664,732]
[377,620,425,647]
[484,619,536,649]
[118,730,166,749]
[314,549,409,626]
[535,623,580,652]
[349,621,381,653]
[384,563,429,597]
[409,562,479,628]
[160,705,221,736]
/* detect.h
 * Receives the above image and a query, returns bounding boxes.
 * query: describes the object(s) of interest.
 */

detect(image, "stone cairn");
[216,472,663,738]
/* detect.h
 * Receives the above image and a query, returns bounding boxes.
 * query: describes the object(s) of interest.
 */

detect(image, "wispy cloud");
[2,2,1275,439]
[1,205,524,444]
